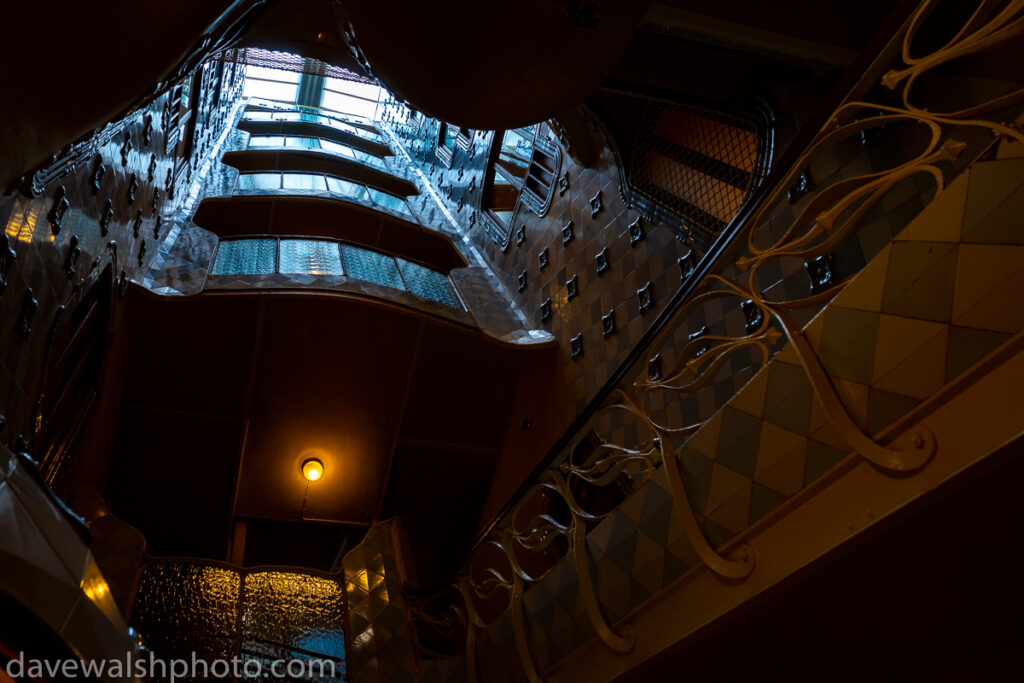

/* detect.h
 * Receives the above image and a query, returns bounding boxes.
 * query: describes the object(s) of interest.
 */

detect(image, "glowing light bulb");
[302,458,324,482]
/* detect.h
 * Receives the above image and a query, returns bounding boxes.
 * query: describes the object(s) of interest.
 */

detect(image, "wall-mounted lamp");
[302,458,324,482]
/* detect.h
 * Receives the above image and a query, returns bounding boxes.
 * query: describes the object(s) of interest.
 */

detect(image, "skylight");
[241,56,383,120]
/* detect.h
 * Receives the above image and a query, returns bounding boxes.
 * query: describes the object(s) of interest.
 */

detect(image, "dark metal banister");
[460,0,923,566]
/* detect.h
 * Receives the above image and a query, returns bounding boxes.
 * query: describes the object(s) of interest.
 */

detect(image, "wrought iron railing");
[412,2,1024,681]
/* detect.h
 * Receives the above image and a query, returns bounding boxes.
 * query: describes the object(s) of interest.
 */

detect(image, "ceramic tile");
[944,325,1011,382]
[763,361,814,435]
[951,244,1024,333]
[963,158,1024,235]
[895,171,968,243]
[714,407,762,478]
[830,244,891,313]
[882,241,958,322]
[754,439,808,497]
[816,306,879,384]
[705,463,750,515]
[803,440,849,486]
[962,183,1024,244]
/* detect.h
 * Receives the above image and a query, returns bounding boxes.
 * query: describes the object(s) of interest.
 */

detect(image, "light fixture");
[302,458,324,482]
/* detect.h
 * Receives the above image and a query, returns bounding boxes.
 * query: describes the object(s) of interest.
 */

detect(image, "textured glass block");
[279,239,343,276]
[398,259,461,308]
[248,135,285,147]
[282,173,328,191]
[131,563,240,658]
[237,173,282,191]
[325,176,370,202]
[366,188,411,217]
[242,572,346,660]
[285,136,320,150]
[211,239,277,275]
[341,246,405,290]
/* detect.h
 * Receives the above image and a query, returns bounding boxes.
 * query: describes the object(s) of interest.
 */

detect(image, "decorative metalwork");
[64,236,81,279]
[132,209,144,238]
[413,8,1024,681]
[637,282,653,313]
[561,220,574,245]
[589,190,603,217]
[99,199,113,236]
[539,247,549,270]
[19,288,38,338]
[126,173,139,204]
[570,334,584,359]
[787,169,815,203]
[47,185,69,235]
[515,225,526,246]
[518,270,528,292]
[0,234,16,294]
[602,310,616,338]
[628,216,645,246]
[91,156,106,194]
[566,275,579,300]
[120,131,132,167]
[595,247,610,275]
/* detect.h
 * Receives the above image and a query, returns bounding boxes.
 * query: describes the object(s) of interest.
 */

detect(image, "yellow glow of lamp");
[302,458,324,482]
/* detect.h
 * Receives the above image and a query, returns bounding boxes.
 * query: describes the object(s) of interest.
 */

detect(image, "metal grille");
[219,47,376,85]
[630,102,764,235]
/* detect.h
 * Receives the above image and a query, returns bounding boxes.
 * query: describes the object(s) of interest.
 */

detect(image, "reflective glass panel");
[282,173,328,191]
[366,188,411,217]
[237,173,282,191]
[248,135,285,147]
[325,176,370,202]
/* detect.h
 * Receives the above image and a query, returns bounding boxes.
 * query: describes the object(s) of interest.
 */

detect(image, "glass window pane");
[248,136,285,147]
[237,173,282,191]
[285,136,320,149]
[492,210,515,227]
[320,139,356,157]
[325,176,370,201]
[211,239,276,275]
[366,188,411,217]
[499,127,534,170]
[351,151,385,169]
[243,79,297,103]
[244,111,273,120]
[397,259,460,308]
[282,173,328,191]
[246,66,301,83]
[340,246,405,290]
[279,240,343,276]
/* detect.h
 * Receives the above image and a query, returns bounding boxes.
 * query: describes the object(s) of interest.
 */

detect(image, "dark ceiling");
[103,286,564,581]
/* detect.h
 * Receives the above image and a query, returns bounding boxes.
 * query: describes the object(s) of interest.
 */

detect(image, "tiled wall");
[472,151,1024,683]
[0,60,243,454]
[343,519,421,683]
[381,113,702,414]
